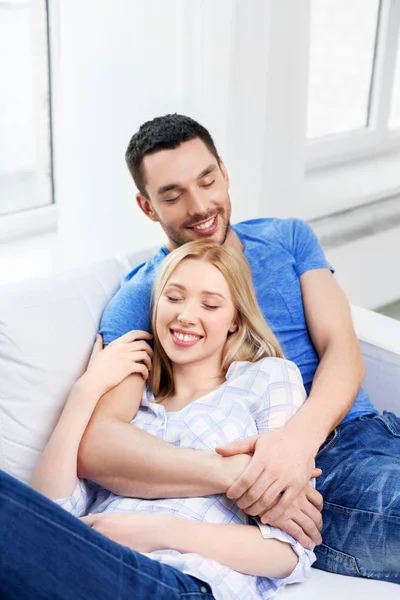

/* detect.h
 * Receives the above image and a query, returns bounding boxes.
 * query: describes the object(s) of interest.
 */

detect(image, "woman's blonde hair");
[151,240,284,400]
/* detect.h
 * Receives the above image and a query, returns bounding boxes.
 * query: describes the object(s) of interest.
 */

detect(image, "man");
[78,114,400,583]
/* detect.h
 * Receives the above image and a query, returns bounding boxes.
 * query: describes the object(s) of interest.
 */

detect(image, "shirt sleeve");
[254,358,307,434]
[276,218,334,278]
[53,478,97,518]
[254,519,316,584]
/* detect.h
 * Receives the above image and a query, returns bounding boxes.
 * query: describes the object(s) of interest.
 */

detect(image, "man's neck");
[223,227,243,251]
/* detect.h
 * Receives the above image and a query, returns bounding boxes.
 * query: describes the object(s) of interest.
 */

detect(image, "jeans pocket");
[314,543,362,577]
[376,411,400,438]
[316,427,340,458]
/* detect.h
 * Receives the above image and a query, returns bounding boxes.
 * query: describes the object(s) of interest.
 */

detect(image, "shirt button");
[200,585,208,593]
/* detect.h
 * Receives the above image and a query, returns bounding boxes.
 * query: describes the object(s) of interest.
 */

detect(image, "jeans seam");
[316,427,341,458]
[323,500,400,522]
[0,491,182,596]
[316,543,362,577]
[375,413,400,438]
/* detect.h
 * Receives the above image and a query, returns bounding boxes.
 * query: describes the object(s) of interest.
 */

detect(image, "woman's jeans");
[315,411,400,584]
[0,471,214,600]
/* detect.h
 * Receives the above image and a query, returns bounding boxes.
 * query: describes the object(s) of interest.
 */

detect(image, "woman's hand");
[80,513,171,553]
[80,330,153,397]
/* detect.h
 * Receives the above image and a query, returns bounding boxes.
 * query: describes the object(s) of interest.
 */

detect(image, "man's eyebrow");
[157,164,217,196]
[197,164,217,179]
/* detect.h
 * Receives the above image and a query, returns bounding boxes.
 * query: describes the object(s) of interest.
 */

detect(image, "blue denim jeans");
[0,470,214,599]
[315,411,400,584]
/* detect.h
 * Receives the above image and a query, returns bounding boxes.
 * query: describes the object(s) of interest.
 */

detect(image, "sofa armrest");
[351,305,400,414]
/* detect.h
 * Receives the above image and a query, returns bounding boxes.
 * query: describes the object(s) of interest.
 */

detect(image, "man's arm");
[77,374,250,498]
[222,269,365,522]
[287,268,365,447]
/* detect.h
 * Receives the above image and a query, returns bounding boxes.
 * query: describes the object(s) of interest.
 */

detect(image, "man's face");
[137,138,232,249]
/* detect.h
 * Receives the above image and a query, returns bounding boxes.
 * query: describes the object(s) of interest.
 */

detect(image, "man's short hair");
[125,114,220,197]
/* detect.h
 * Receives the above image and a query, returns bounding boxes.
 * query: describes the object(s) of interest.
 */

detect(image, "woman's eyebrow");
[201,291,226,300]
[165,282,185,290]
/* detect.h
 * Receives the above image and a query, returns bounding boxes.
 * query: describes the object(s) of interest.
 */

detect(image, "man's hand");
[216,429,318,520]
[261,483,323,549]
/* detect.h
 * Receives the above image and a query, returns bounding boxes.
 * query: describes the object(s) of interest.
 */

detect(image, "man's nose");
[187,190,207,217]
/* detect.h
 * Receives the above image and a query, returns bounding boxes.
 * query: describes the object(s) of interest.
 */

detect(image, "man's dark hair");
[125,114,220,197]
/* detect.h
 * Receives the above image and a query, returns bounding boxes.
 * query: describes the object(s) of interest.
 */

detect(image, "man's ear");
[218,157,230,189]
[136,194,159,223]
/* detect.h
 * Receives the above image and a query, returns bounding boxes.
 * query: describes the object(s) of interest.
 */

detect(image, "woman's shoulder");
[226,357,302,385]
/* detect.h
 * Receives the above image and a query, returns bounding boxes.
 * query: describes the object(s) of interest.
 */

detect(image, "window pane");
[307,0,380,139]
[0,0,52,216]
[389,32,400,130]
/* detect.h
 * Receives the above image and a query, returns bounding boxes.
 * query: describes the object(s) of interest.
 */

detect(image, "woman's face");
[155,258,237,369]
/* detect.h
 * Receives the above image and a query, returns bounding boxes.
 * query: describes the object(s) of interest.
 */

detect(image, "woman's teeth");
[173,331,201,342]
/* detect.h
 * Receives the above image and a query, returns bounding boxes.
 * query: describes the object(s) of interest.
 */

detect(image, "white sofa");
[0,248,399,599]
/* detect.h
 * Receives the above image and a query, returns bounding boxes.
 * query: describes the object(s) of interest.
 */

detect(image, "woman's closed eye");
[166,295,183,302]
[203,303,219,310]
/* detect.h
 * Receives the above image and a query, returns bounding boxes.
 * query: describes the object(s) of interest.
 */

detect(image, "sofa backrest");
[0,248,154,484]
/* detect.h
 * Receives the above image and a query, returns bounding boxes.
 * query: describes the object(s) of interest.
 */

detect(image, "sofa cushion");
[0,250,153,484]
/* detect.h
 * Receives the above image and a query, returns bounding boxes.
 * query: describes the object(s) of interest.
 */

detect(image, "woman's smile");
[170,328,203,348]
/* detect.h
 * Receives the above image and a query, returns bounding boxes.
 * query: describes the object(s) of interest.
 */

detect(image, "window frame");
[0,0,57,242]
[306,0,400,170]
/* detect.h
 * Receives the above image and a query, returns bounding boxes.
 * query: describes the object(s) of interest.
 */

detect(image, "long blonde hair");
[151,240,284,400]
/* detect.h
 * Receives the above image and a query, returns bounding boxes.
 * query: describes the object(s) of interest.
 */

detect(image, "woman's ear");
[228,323,238,333]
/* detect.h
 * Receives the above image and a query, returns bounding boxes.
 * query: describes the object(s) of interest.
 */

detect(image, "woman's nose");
[177,311,197,326]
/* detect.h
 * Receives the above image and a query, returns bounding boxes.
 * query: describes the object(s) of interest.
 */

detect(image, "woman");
[0,241,315,600]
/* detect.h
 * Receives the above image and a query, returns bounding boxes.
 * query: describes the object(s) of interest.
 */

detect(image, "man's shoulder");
[123,246,168,286]
[233,216,305,240]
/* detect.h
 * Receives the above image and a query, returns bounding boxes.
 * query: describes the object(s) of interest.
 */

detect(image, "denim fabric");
[0,471,214,600]
[315,412,400,584]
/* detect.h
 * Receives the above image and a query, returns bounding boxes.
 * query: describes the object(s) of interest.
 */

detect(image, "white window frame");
[306,0,400,169]
[304,0,400,222]
[0,0,58,243]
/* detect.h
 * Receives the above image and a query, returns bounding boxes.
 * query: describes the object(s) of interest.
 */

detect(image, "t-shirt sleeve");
[254,358,307,433]
[99,269,154,346]
[276,218,334,278]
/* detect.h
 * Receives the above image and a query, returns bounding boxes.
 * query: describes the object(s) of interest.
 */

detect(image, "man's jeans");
[315,411,400,584]
[0,471,214,600]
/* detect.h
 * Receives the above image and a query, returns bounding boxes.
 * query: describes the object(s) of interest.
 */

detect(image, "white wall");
[54,0,310,269]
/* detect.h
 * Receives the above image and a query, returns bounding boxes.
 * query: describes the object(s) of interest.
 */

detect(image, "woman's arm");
[82,512,298,579]
[31,331,151,500]
[168,519,298,578]
[31,377,104,500]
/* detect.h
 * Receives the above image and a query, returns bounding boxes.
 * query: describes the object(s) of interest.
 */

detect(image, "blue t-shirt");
[100,218,377,424]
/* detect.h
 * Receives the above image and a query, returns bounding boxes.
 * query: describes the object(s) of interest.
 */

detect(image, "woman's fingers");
[127,339,154,357]
[131,362,149,380]
[131,350,152,371]
[109,330,153,345]
[80,513,97,526]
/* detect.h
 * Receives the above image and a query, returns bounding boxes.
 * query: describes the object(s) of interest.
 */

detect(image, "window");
[0,0,53,217]
[306,0,400,168]
[308,0,380,139]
